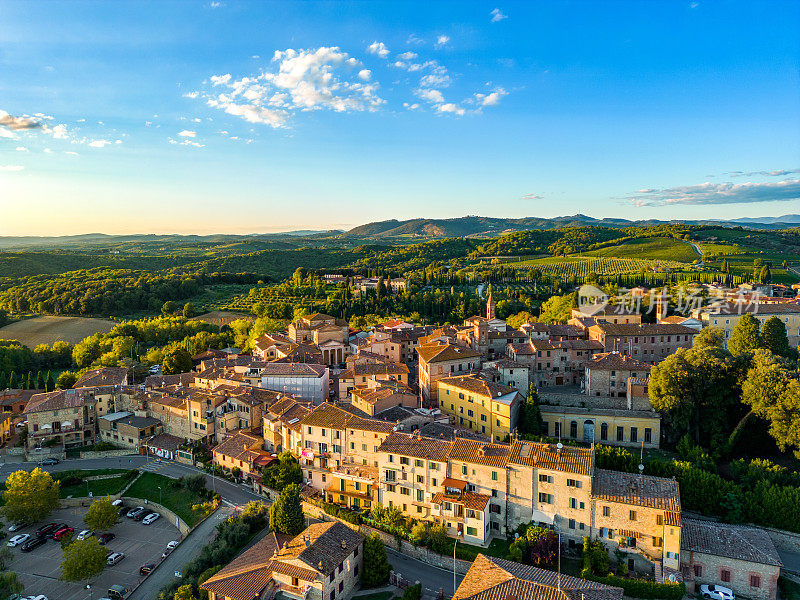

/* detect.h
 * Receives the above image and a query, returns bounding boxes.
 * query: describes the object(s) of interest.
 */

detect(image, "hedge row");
[587,574,685,600]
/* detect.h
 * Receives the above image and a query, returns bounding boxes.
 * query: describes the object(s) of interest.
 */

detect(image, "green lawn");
[124,471,205,527]
[456,536,512,561]
[59,475,131,498]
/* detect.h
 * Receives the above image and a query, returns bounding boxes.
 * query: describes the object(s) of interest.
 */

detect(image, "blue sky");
[1,0,799,235]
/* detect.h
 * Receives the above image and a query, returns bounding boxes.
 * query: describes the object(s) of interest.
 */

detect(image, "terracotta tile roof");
[438,375,519,402]
[201,531,290,600]
[592,469,681,512]
[508,440,593,476]
[144,372,195,389]
[278,521,364,576]
[590,323,697,336]
[454,555,623,600]
[378,431,453,461]
[449,438,510,468]
[586,353,652,372]
[73,367,128,388]
[433,491,491,511]
[345,362,410,377]
[212,430,264,462]
[704,301,800,316]
[416,343,482,364]
[300,402,396,433]
[681,517,782,567]
[24,389,89,414]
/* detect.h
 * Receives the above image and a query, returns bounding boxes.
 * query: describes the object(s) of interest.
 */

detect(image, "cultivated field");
[512,256,690,277]
[191,310,254,327]
[582,236,700,262]
[0,315,115,347]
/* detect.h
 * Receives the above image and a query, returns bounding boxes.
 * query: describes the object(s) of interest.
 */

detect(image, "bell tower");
[487,292,496,320]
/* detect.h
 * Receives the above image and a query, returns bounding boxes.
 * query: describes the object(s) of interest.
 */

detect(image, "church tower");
[487,291,496,320]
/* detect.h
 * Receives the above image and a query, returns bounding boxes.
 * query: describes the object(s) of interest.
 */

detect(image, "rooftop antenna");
[638,441,645,478]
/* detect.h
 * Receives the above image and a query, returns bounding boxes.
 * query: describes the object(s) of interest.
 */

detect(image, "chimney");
[341,539,347,549]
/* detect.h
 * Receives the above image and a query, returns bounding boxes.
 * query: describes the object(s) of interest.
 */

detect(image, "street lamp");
[86,583,92,600]
[158,486,162,505]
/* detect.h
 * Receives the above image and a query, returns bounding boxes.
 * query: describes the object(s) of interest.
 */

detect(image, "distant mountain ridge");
[340,214,799,239]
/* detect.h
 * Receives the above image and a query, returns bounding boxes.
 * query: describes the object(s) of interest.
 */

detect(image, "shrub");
[323,503,362,525]
[585,574,685,600]
[402,584,422,600]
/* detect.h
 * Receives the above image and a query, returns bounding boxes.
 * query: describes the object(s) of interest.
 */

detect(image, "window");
[600,423,608,441]
[570,421,578,438]
[693,565,702,577]
[429,462,438,470]
[616,426,624,442]
[400,487,410,496]
[491,471,498,481]
[466,526,477,536]
[539,474,552,483]
[568,519,575,529]
[630,427,638,443]
[462,465,467,475]
[750,575,761,588]
[569,498,577,509]
[415,459,424,467]
[602,506,610,517]
[644,428,652,443]
[629,510,637,521]
[566,479,581,488]
[653,537,663,547]
[416,474,424,484]
[721,569,731,583]
[400,457,410,465]
[656,515,663,526]
[538,493,552,504]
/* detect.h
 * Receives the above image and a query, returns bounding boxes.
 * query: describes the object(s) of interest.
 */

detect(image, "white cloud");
[168,138,205,148]
[0,110,41,137]
[477,87,508,106]
[209,1,224,7]
[183,91,200,99]
[627,179,800,206]
[367,41,390,58]
[490,8,507,22]
[0,165,24,172]
[197,46,384,128]
[45,123,69,139]
[406,34,424,45]
[88,139,112,148]
[403,103,420,110]
[437,103,466,116]
[64,151,79,155]
[522,193,542,200]
[417,88,445,104]
[43,148,53,154]
[178,130,197,137]
[435,35,450,48]
[689,1,699,8]
[419,67,451,89]
[398,52,418,60]
[15,146,28,152]
[211,74,232,86]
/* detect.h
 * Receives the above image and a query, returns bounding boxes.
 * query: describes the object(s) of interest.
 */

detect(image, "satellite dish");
[638,464,644,473]
[557,443,563,450]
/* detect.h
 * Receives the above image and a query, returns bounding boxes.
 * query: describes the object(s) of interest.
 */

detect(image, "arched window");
[570,421,578,438]
[583,420,595,442]
[600,422,609,441]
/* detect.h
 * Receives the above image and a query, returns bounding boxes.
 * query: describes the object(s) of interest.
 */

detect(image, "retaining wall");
[79,449,137,459]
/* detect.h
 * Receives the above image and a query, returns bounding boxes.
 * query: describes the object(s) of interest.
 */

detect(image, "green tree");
[60,538,107,581]
[728,313,762,357]
[56,370,78,389]
[761,316,791,357]
[162,346,192,374]
[693,327,726,351]
[0,571,24,600]
[519,384,542,436]
[361,534,391,588]
[44,370,56,391]
[268,483,304,535]
[1,468,60,524]
[539,293,576,324]
[649,345,736,445]
[174,585,199,600]
[84,497,120,531]
[182,302,196,318]
[506,311,536,330]
[162,301,180,316]
[261,452,302,489]
[742,350,800,456]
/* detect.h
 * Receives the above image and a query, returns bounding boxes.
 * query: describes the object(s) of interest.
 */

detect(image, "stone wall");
[79,449,137,459]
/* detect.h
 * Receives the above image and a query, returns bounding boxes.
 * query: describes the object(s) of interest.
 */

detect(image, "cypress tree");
[35,371,44,390]
[26,371,34,390]
[45,370,55,392]
[8,372,16,389]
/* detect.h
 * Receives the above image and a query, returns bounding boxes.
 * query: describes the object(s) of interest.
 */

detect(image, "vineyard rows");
[525,257,689,277]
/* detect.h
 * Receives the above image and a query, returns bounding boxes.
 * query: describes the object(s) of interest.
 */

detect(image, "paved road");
[387,548,464,599]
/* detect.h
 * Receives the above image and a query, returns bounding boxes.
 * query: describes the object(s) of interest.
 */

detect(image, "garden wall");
[79,449,136,459]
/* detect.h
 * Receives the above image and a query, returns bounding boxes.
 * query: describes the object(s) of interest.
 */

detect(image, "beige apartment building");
[417,343,482,406]
[24,389,98,449]
[694,301,800,348]
[584,352,651,397]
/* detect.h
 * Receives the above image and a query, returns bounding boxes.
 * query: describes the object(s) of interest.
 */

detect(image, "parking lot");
[8,504,182,600]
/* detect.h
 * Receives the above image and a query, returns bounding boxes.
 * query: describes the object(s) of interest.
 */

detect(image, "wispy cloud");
[169,138,205,148]
[490,8,507,22]
[727,168,800,177]
[627,179,800,206]
[522,193,542,200]
[88,140,112,148]
[0,110,42,137]
[196,47,384,129]
[435,35,450,48]
[178,130,197,137]
[366,41,390,58]
[0,165,25,172]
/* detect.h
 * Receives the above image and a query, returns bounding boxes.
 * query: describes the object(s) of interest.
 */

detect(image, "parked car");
[141,513,160,525]
[132,510,148,522]
[107,585,129,600]
[76,529,93,540]
[7,534,30,547]
[161,540,179,558]
[8,521,27,532]
[52,526,75,541]
[96,532,116,545]
[700,585,735,600]
[39,457,59,465]
[139,563,155,575]
[111,499,124,508]
[20,537,46,552]
[23,596,49,600]
[34,523,60,538]
[107,552,125,566]
[126,506,146,519]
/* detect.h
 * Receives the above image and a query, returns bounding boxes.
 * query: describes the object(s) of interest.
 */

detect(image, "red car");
[52,526,75,541]
[139,563,155,576]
